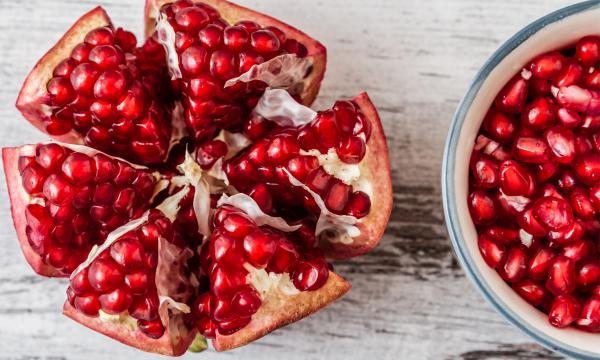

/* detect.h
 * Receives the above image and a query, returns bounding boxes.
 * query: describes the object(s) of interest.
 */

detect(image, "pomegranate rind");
[322,93,393,259]
[144,0,326,106]
[212,271,350,351]
[63,302,195,356]
[2,147,63,277]
[15,7,112,144]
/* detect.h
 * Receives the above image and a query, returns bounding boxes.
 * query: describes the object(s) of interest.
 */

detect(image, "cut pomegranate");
[3,143,162,277]
[15,8,175,165]
[5,1,391,355]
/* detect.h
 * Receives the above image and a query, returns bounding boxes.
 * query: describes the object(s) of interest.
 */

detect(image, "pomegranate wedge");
[224,89,392,258]
[3,143,163,277]
[16,7,175,165]
[63,191,197,356]
[191,193,350,348]
[144,0,326,142]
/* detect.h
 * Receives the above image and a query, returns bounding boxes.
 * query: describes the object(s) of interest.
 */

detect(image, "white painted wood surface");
[0,0,580,359]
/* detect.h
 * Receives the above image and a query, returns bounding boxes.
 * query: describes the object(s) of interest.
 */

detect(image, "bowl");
[442,1,600,358]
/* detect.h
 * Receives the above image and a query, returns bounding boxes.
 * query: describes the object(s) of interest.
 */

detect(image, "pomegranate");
[469,34,600,333]
[4,0,391,355]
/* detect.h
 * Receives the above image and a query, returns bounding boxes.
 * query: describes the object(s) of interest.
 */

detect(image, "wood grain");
[0,0,577,359]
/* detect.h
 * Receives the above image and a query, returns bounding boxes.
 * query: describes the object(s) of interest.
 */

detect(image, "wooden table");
[0,0,578,359]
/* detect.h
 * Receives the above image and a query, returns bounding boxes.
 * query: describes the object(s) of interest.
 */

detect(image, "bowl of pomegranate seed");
[443,1,600,358]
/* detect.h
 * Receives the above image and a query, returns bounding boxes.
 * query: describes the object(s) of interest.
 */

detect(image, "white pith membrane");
[69,187,196,341]
[252,89,375,244]
[155,13,312,94]
[17,142,169,205]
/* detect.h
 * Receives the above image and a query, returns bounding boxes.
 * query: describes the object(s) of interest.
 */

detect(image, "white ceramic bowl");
[442,1,600,358]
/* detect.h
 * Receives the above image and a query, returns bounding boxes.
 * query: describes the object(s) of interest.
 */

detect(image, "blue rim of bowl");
[442,1,600,359]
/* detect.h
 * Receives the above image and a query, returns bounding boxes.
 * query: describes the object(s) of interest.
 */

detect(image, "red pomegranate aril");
[549,220,585,245]
[21,163,47,194]
[129,295,159,321]
[556,170,578,192]
[513,279,547,306]
[110,239,145,270]
[61,152,95,185]
[336,137,366,164]
[557,107,582,128]
[468,190,497,225]
[471,154,499,189]
[573,153,600,184]
[324,179,352,214]
[531,52,564,80]
[554,61,584,87]
[312,110,338,149]
[87,258,124,292]
[138,319,165,339]
[243,230,277,268]
[306,168,332,195]
[211,267,246,297]
[498,245,528,283]
[231,288,261,317]
[528,248,556,280]
[42,174,75,206]
[532,196,573,231]
[569,187,596,220]
[563,239,594,263]
[544,126,576,164]
[512,136,549,163]
[345,191,371,219]
[576,297,600,332]
[477,234,505,268]
[125,271,149,295]
[251,30,281,54]
[522,97,556,130]
[498,160,533,196]
[483,109,516,143]
[218,316,252,335]
[546,255,576,296]
[576,260,600,290]
[99,287,133,314]
[221,213,256,240]
[576,36,600,66]
[209,50,236,79]
[292,257,329,291]
[590,183,600,210]
[549,294,581,328]
[495,75,529,113]
[268,239,299,273]
[74,293,101,317]
[248,184,273,213]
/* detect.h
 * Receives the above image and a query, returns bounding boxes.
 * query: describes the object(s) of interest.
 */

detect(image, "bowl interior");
[448,2,600,357]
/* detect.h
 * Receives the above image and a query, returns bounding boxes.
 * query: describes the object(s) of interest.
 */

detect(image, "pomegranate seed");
[512,136,549,163]
[336,137,366,164]
[243,230,277,268]
[74,293,101,316]
[477,234,505,268]
[345,191,371,219]
[251,30,281,54]
[554,60,584,87]
[528,248,556,280]
[530,52,564,80]
[468,190,497,225]
[549,294,581,328]
[544,126,576,164]
[576,36,600,66]
[573,153,600,184]
[124,271,149,295]
[546,255,576,296]
[231,288,261,317]
[291,258,329,291]
[483,109,516,143]
[513,279,547,306]
[110,239,145,270]
[87,258,124,292]
[557,108,582,128]
[576,297,600,332]
[138,319,165,339]
[576,260,600,290]
[569,187,596,220]
[495,75,529,113]
[129,295,159,321]
[498,245,528,283]
[99,287,133,314]
[324,179,352,214]
[532,196,573,231]
[498,160,534,196]
[521,97,556,130]
[268,239,299,273]
[563,239,594,263]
